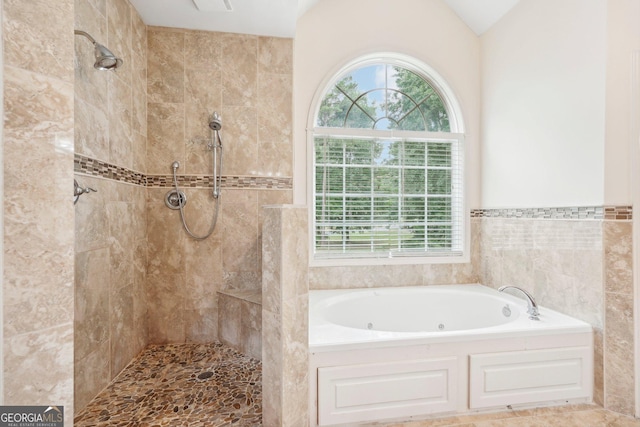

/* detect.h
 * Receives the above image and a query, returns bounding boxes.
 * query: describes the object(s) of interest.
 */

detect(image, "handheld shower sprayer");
[209,112,222,132]
[166,112,224,240]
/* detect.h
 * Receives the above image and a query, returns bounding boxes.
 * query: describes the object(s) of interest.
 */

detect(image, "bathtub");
[309,284,593,426]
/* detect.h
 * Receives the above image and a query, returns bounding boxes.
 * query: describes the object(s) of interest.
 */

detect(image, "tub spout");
[498,286,540,321]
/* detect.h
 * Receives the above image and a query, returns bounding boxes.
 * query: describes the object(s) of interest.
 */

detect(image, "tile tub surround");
[74,343,262,426]
[477,208,634,415]
[308,205,633,419]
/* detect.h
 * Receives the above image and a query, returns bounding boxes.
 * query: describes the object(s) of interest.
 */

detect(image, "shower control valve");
[165,189,187,210]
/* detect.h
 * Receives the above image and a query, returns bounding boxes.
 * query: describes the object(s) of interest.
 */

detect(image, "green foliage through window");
[313,61,463,259]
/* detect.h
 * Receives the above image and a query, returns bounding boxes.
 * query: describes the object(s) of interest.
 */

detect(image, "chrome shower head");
[209,112,222,131]
[75,30,123,71]
[93,43,123,70]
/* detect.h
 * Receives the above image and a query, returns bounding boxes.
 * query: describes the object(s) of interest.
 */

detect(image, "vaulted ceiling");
[128,0,520,38]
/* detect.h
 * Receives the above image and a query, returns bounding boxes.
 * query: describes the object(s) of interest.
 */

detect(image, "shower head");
[93,43,123,70]
[74,30,123,71]
[209,112,222,131]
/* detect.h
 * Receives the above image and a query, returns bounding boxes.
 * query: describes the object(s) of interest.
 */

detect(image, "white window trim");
[306,53,469,267]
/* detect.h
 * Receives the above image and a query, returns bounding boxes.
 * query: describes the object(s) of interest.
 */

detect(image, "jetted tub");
[309,284,594,426]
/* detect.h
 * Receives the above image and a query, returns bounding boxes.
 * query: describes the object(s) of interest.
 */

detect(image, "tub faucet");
[498,286,540,321]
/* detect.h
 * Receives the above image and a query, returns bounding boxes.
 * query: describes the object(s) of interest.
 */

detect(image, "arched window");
[311,55,467,263]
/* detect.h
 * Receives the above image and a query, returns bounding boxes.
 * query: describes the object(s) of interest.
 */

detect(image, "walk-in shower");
[165,112,223,240]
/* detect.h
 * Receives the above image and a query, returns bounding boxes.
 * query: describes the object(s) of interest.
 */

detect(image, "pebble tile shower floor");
[74,343,261,426]
[75,342,640,427]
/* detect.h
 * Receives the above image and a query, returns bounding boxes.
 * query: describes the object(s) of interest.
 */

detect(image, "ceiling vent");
[192,0,233,12]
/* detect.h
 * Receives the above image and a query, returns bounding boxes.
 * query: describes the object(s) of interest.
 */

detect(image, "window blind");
[314,134,464,259]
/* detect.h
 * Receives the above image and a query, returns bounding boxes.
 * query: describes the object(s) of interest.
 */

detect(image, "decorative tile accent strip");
[74,154,293,190]
[146,174,293,189]
[472,205,632,221]
[604,205,633,220]
[74,154,145,186]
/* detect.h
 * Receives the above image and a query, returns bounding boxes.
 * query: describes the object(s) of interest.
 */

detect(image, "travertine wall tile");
[147,29,184,103]
[4,0,74,82]
[258,37,293,74]
[221,33,257,107]
[185,31,222,72]
[4,0,75,418]
[479,218,604,327]
[603,220,634,415]
[110,283,135,376]
[220,106,259,175]
[75,97,109,160]
[147,102,185,174]
[478,216,634,416]
[74,340,110,411]
[221,190,260,289]
[241,300,262,359]
[74,0,148,412]
[4,324,74,409]
[75,248,110,362]
[593,327,604,406]
[262,206,309,427]
[108,74,133,168]
[141,27,293,380]
[147,273,185,343]
[4,67,74,138]
[604,221,633,294]
[219,293,242,347]
[261,310,282,426]
[308,221,479,289]
[106,0,132,86]
[604,291,634,411]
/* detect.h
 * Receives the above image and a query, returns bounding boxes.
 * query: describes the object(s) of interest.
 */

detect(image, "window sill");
[310,252,470,267]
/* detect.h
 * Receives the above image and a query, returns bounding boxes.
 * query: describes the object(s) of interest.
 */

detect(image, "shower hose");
[172,130,223,240]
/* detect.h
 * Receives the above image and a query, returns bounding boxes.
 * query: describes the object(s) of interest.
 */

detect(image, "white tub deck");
[309,284,594,427]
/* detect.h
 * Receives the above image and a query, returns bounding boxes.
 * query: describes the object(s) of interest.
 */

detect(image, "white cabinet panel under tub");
[469,347,593,409]
[317,357,458,426]
[309,285,594,426]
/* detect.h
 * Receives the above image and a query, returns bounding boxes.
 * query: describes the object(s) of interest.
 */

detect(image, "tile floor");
[75,343,640,427]
[74,343,261,426]
[381,405,640,427]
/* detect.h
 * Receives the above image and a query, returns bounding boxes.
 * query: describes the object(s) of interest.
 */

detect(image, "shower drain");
[197,371,214,380]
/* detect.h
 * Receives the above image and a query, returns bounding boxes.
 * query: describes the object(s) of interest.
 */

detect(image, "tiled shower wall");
[73,19,294,410]
[73,0,147,411]
[145,27,293,343]
[2,0,75,424]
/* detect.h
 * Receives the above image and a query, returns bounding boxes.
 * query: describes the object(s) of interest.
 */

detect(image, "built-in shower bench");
[217,289,262,360]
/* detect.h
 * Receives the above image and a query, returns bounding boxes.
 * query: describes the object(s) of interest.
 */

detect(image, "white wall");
[293,0,481,208]
[605,0,640,205]
[480,0,607,208]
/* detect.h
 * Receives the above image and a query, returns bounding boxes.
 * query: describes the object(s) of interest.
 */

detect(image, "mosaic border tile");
[471,205,632,221]
[145,174,293,189]
[74,154,146,186]
[76,155,631,219]
[74,154,293,190]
